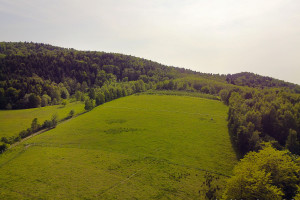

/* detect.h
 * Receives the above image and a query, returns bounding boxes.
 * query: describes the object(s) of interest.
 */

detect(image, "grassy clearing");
[0,95,237,199]
[0,101,85,139]
[141,89,220,100]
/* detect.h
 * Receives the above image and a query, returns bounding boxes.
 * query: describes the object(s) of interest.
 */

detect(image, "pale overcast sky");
[0,0,299,84]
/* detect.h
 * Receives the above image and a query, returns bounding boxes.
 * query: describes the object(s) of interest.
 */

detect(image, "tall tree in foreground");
[222,143,300,200]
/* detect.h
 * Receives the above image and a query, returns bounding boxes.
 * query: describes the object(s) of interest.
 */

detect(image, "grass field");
[141,89,220,100]
[0,101,85,139]
[0,95,237,199]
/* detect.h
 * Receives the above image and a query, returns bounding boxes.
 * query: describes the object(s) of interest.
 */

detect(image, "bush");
[14,136,21,142]
[19,130,29,138]
[42,114,58,129]
[1,136,16,145]
[1,137,9,144]
[43,120,52,128]
[31,118,40,132]
[51,114,58,128]
[0,142,9,152]
[68,110,75,118]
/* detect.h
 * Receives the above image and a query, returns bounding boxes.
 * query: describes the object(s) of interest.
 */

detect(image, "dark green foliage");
[0,137,9,144]
[75,91,83,101]
[0,88,6,109]
[84,99,94,111]
[227,88,300,157]
[43,120,52,129]
[219,89,230,105]
[31,118,40,132]
[41,94,51,107]
[226,72,300,91]
[201,86,210,94]
[0,42,228,109]
[42,114,59,129]
[16,118,42,140]
[68,110,75,118]
[95,92,105,106]
[88,88,96,100]
[19,130,29,138]
[60,87,70,99]
[0,142,9,153]
[0,42,190,109]
[0,136,20,144]
[286,129,300,154]
[51,114,58,128]
[28,93,41,108]
[5,87,19,105]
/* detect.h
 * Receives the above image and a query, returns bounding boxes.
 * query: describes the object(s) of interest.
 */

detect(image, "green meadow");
[0,95,237,199]
[0,101,85,139]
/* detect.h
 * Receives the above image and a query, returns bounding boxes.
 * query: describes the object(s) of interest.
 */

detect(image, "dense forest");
[1,41,300,158]
[0,42,227,109]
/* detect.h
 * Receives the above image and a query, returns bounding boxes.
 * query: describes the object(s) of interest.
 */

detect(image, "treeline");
[223,87,300,157]
[0,42,226,109]
[0,114,60,152]
[0,76,72,109]
[226,72,300,92]
[156,77,236,95]
[81,79,152,110]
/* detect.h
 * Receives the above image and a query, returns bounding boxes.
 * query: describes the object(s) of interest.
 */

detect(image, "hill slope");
[0,101,84,139]
[0,95,237,199]
[1,42,299,110]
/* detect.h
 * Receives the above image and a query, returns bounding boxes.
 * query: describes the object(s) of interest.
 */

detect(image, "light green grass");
[0,95,237,199]
[141,89,220,100]
[0,101,85,139]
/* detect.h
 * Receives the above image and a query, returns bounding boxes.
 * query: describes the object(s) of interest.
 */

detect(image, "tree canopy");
[223,144,300,200]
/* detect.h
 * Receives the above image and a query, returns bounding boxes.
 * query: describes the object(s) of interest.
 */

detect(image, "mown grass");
[0,101,85,139]
[0,95,237,199]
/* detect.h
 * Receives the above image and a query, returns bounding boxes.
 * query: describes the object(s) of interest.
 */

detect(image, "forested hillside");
[0,42,227,109]
[226,72,300,91]
[1,42,300,159]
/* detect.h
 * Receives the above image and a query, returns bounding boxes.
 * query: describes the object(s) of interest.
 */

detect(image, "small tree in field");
[31,118,40,132]
[68,110,75,118]
[51,114,58,128]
